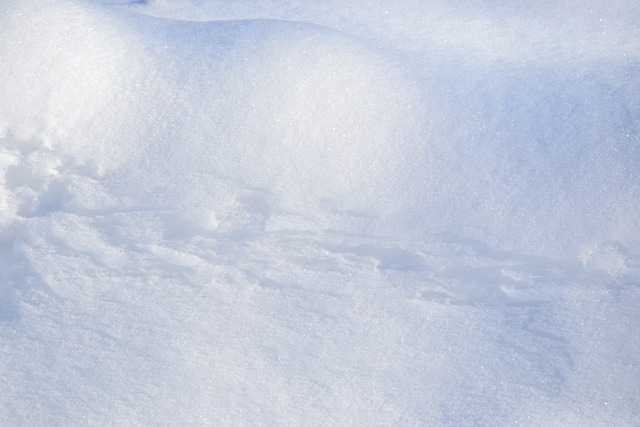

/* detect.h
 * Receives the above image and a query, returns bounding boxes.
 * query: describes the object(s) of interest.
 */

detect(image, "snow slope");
[1,0,639,425]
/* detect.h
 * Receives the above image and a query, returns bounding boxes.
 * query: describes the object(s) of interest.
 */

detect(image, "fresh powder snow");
[1,0,639,425]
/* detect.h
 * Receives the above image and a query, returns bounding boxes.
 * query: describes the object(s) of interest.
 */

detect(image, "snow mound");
[1,0,427,232]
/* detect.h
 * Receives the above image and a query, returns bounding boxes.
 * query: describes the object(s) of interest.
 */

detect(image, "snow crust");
[1,0,639,424]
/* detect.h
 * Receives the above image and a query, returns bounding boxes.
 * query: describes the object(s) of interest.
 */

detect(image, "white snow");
[1,0,639,425]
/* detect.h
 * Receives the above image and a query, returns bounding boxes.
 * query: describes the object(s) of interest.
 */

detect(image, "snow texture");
[1,0,639,425]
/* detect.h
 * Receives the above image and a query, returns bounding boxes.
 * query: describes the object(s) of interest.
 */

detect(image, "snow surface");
[1,0,639,424]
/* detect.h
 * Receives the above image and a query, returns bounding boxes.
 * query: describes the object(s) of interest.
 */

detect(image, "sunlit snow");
[1,0,639,425]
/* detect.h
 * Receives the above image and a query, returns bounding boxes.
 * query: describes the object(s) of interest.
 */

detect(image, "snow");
[1,0,639,425]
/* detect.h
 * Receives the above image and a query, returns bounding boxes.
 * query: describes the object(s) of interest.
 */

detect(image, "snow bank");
[2,0,639,252]
[1,0,639,425]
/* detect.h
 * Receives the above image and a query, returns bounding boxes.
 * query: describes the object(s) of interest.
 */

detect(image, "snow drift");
[2,0,638,251]
[1,0,639,425]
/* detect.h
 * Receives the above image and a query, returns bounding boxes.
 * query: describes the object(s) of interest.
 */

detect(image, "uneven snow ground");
[1,0,639,425]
